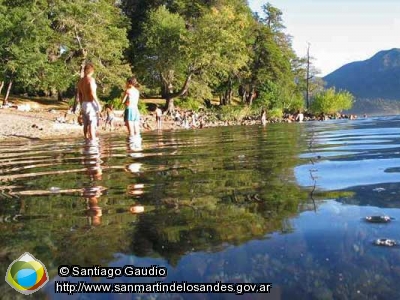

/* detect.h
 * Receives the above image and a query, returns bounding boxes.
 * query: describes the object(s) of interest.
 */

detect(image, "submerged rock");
[365,215,391,223]
[373,239,397,247]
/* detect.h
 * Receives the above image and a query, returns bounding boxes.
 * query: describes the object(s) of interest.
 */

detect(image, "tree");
[138,6,187,102]
[0,0,131,103]
[0,0,8,99]
[45,0,131,99]
[0,0,51,104]
[137,5,250,112]
[291,43,325,110]
[310,88,354,115]
[261,2,285,33]
[240,3,300,112]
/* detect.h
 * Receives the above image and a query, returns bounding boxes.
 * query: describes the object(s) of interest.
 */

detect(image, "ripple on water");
[1,119,400,299]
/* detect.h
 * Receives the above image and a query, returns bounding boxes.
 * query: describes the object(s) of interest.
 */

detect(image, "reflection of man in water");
[82,140,104,226]
[83,187,103,226]
[83,140,102,181]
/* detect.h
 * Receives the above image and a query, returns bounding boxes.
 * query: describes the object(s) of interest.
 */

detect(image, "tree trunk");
[225,89,233,105]
[4,80,13,105]
[164,73,193,114]
[166,97,175,113]
[57,90,63,101]
[80,59,86,78]
[226,77,233,105]
[72,92,80,113]
[161,81,171,99]
[247,93,255,106]
[246,86,256,106]
[0,81,4,96]
[224,91,229,105]
[242,91,247,104]
[72,59,86,113]
[239,85,247,104]
[219,94,224,106]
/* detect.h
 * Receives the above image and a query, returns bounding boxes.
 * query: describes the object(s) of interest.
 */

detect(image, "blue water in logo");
[16,269,37,288]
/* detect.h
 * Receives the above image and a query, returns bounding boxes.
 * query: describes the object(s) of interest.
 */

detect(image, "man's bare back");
[78,76,96,102]
[78,63,101,140]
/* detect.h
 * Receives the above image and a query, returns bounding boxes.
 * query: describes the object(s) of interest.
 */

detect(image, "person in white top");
[121,77,141,148]
[261,108,267,126]
[296,111,304,122]
[155,106,163,130]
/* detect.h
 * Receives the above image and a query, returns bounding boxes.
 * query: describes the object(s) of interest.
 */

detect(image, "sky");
[248,0,400,76]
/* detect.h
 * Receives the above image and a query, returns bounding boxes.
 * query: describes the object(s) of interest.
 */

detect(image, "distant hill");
[323,48,400,114]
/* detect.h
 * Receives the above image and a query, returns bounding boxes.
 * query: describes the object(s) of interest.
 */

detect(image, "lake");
[1,116,400,299]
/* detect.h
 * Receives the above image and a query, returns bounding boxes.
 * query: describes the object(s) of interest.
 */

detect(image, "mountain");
[323,48,400,101]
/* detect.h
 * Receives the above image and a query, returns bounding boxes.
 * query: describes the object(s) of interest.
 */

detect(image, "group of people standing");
[77,63,142,147]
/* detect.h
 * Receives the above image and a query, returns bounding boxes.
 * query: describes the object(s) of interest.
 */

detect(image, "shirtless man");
[77,63,101,140]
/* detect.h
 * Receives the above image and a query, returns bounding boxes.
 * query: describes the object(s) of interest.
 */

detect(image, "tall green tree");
[240,7,297,110]
[0,0,131,103]
[137,5,250,111]
[292,45,325,110]
[45,0,131,99]
[0,0,8,99]
[0,0,51,104]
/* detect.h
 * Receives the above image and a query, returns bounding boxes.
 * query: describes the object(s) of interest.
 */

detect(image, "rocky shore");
[0,100,361,141]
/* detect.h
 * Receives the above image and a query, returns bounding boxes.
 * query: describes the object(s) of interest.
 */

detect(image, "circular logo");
[5,252,49,295]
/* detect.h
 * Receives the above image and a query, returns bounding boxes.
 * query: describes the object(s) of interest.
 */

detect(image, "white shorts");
[82,101,99,126]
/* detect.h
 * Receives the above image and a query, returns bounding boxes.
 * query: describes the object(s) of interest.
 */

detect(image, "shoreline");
[0,102,363,142]
[0,106,198,142]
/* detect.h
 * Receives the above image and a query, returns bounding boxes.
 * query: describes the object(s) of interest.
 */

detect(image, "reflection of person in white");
[77,63,101,140]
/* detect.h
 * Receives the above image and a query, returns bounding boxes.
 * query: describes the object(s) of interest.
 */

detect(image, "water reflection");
[82,140,105,227]
[82,140,103,181]
[83,187,103,226]
[2,118,400,299]
[126,138,145,214]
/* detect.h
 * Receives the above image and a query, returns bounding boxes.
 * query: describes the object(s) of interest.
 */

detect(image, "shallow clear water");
[1,116,400,299]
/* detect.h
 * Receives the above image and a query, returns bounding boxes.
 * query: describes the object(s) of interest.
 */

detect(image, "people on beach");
[103,103,115,131]
[77,63,102,140]
[155,106,163,130]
